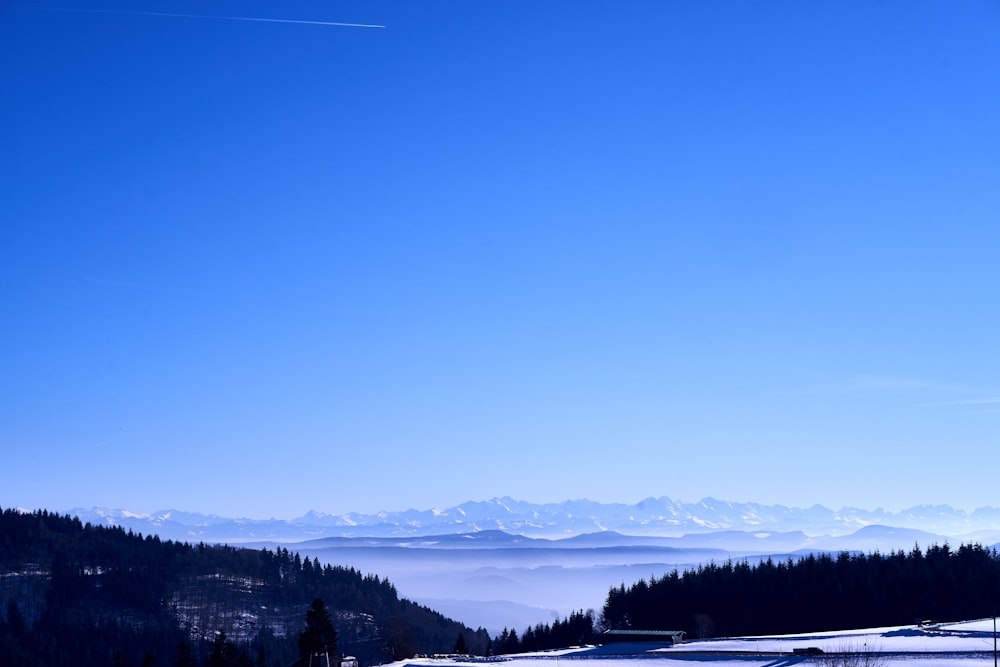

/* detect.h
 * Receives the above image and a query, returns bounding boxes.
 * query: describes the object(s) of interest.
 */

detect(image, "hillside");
[0,508,488,667]
[603,544,1000,638]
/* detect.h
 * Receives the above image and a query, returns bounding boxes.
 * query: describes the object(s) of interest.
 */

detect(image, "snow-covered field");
[396,620,1000,667]
[666,619,999,656]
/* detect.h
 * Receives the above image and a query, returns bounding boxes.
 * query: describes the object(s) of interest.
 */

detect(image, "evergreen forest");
[492,609,597,655]
[602,543,1000,638]
[0,508,490,667]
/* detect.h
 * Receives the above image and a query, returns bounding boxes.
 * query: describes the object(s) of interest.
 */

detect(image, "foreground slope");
[396,620,1000,667]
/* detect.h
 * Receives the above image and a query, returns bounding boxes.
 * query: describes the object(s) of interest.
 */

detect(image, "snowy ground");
[393,620,1000,667]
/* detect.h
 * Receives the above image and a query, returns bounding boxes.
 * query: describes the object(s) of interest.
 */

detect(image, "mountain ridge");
[55,496,1000,544]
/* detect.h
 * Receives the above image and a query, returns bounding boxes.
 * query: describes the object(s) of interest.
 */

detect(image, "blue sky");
[2,0,999,519]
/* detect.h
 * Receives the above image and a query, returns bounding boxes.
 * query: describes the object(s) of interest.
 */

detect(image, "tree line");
[0,508,490,667]
[602,543,1000,638]
[492,609,597,654]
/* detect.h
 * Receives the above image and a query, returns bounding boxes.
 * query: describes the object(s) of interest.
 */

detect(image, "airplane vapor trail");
[37,6,386,28]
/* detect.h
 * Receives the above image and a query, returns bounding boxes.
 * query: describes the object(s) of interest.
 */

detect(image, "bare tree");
[822,640,888,667]
[694,613,716,639]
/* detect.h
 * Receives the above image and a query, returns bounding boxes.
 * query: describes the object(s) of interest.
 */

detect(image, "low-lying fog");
[296,543,769,633]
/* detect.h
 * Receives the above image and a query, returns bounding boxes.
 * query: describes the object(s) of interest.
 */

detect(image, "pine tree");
[299,598,339,661]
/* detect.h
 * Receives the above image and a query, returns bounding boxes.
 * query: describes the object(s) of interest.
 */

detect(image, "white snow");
[391,620,1000,667]
[666,619,1000,654]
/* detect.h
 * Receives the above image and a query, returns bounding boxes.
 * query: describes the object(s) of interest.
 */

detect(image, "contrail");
[36,6,386,28]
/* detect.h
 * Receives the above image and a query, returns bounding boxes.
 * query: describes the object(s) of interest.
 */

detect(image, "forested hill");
[0,508,489,667]
[603,543,1000,639]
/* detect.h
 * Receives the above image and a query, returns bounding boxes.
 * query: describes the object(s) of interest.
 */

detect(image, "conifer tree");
[299,598,339,661]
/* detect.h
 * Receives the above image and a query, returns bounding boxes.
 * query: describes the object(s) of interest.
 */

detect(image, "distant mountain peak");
[60,497,1000,546]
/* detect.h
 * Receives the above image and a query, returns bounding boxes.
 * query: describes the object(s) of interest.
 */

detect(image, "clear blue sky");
[2,0,999,519]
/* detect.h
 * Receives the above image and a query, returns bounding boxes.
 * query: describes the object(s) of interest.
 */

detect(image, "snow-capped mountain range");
[61,496,1000,545]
